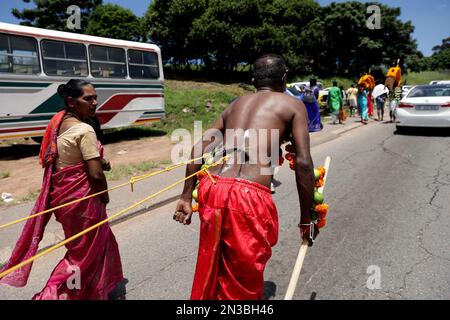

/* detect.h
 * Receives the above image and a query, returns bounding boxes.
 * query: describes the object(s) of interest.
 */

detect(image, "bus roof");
[0,22,160,53]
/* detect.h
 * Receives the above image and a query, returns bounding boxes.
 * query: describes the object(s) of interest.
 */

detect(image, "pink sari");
[0,111,124,300]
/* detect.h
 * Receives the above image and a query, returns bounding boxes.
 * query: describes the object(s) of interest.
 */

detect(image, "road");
[1,119,449,300]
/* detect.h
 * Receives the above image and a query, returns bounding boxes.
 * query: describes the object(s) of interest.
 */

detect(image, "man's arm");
[291,101,317,244]
[174,114,225,225]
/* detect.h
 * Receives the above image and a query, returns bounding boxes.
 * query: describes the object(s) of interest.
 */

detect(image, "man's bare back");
[209,90,311,188]
[174,54,317,245]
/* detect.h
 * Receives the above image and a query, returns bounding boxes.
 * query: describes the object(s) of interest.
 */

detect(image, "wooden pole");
[284,156,331,300]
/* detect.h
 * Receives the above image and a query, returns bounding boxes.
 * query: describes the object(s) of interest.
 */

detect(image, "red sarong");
[191,174,278,300]
[367,92,374,117]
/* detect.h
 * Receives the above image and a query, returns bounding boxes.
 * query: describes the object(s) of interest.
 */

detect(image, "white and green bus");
[0,22,164,140]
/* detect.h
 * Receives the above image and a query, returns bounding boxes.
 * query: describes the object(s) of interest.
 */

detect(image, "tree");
[300,2,419,77]
[145,0,208,65]
[144,0,420,78]
[405,51,427,72]
[428,37,450,71]
[12,0,102,32]
[188,0,319,72]
[85,4,144,41]
[189,0,265,72]
[432,37,450,54]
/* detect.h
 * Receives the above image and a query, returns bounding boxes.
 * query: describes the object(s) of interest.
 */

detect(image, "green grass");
[20,189,41,202]
[404,70,450,85]
[105,160,170,181]
[1,171,10,179]
[152,84,243,133]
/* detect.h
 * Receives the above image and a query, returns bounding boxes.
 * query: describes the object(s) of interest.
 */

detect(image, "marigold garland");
[316,219,327,229]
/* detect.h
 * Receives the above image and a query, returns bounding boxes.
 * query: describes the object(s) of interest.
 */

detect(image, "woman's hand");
[101,158,111,171]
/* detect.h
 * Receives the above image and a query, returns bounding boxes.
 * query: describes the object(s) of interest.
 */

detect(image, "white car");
[401,85,413,98]
[430,80,450,85]
[396,84,450,129]
[288,81,324,90]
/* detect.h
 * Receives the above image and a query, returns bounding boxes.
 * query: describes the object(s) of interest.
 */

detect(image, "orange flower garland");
[192,203,199,212]
[315,203,328,220]
[316,219,327,229]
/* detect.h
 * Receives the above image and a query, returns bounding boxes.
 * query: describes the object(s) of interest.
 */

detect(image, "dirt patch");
[0,133,173,205]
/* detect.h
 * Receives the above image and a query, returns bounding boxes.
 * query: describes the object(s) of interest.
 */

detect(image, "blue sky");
[1,0,448,56]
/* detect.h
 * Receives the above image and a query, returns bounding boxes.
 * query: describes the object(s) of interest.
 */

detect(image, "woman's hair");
[57,79,92,106]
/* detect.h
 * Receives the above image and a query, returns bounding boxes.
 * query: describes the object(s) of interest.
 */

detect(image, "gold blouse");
[56,122,100,170]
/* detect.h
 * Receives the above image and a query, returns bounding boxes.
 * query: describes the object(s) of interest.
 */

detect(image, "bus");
[0,22,165,140]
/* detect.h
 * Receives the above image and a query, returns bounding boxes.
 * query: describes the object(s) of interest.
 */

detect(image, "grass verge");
[105,160,172,181]
[1,171,10,179]
[152,81,249,134]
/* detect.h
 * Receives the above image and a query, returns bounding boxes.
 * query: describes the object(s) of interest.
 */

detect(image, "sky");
[0,0,449,56]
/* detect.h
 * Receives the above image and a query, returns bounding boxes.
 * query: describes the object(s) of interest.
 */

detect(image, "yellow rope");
[0,155,206,230]
[0,156,227,280]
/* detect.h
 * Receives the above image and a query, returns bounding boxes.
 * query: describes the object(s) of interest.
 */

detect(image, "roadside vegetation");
[1,171,10,179]
[151,80,250,133]
[105,160,172,181]
[403,71,450,85]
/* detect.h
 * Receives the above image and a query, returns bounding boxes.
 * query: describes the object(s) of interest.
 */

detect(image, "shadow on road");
[0,126,168,160]
[102,126,167,145]
[262,281,277,300]
[394,127,450,137]
[0,143,40,160]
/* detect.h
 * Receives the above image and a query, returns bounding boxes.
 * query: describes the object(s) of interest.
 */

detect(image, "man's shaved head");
[252,54,287,89]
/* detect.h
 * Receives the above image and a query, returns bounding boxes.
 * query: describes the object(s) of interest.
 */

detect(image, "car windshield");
[407,85,450,97]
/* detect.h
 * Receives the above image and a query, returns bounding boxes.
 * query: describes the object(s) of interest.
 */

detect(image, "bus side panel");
[0,82,64,139]
[98,96,164,129]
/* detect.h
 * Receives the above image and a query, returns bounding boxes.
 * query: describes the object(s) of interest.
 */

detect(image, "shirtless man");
[174,54,317,300]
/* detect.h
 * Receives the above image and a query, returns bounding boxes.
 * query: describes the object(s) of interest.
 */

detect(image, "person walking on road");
[174,54,318,300]
[375,92,388,121]
[0,79,125,300]
[346,84,358,117]
[302,78,323,132]
[327,81,344,125]
[389,86,402,123]
[357,84,369,124]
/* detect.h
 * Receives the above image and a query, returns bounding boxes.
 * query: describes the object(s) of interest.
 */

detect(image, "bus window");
[128,49,159,79]
[41,39,88,77]
[0,33,40,74]
[89,45,126,78]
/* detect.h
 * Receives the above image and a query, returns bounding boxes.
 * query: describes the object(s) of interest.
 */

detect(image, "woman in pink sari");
[0,79,124,299]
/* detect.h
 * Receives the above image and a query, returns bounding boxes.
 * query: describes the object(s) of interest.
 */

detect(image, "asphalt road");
[1,120,449,300]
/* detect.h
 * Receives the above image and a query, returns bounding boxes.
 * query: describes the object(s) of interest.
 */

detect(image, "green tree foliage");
[145,0,208,65]
[406,38,450,72]
[145,0,419,77]
[85,4,144,41]
[429,37,450,70]
[12,0,102,32]
[13,0,431,77]
[301,2,418,76]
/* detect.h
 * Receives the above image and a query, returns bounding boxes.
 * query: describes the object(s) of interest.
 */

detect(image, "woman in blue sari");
[301,79,323,132]
[357,85,369,124]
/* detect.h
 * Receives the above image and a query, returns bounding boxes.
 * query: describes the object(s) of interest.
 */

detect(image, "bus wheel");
[31,136,43,144]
